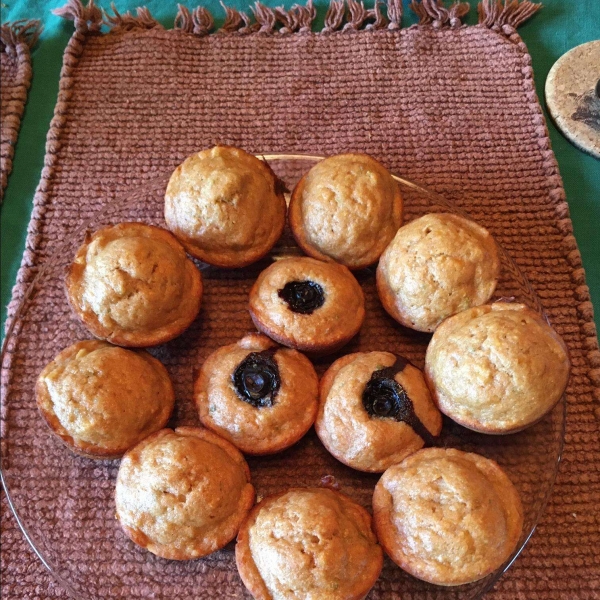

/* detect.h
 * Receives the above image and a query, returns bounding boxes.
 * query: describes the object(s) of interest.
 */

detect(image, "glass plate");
[0,153,565,599]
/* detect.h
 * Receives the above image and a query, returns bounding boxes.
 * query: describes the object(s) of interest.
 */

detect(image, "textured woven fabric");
[1,1,599,598]
[0,21,40,202]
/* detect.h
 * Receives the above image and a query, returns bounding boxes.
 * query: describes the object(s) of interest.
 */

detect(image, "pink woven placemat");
[1,0,599,598]
[0,20,40,202]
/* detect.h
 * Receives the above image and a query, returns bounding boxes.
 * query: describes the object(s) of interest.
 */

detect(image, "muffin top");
[373,448,523,586]
[66,222,202,347]
[249,257,365,354]
[195,333,319,455]
[115,427,255,560]
[425,302,570,433]
[36,340,175,458]
[316,352,442,472]
[236,487,383,600]
[377,213,500,332]
[289,154,403,269]
[164,146,286,267]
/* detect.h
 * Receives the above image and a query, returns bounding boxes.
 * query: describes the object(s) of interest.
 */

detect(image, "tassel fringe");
[52,0,543,36]
[0,20,42,53]
[478,0,541,30]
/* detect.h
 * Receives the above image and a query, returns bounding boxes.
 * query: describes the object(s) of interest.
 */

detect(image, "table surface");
[1,0,599,332]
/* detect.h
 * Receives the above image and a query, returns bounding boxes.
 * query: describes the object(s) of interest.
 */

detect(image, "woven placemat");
[1,0,599,598]
[0,20,41,202]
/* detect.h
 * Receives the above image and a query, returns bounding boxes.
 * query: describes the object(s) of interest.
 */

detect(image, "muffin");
[289,153,403,269]
[249,257,365,354]
[425,302,570,433]
[373,448,523,586]
[236,487,383,600]
[36,340,175,459]
[377,213,500,332]
[195,333,319,455]
[315,352,442,472]
[115,427,255,560]
[66,222,202,347]
[164,145,286,268]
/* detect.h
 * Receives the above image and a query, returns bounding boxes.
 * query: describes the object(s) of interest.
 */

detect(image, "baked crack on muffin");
[115,427,255,560]
[377,213,500,332]
[66,222,202,347]
[289,153,403,269]
[373,448,524,586]
[36,340,175,458]
[164,145,286,267]
[195,333,319,455]
[425,302,570,433]
[236,487,383,600]
[315,351,442,472]
[249,257,365,354]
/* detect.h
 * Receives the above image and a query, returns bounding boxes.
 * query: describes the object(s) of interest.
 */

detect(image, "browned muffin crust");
[373,448,524,586]
[316,352,442,472]
[425,302,570,433]
[376,213,500,332]
[36,340,175,459]
[195,333,319,455]
[289,153,403,270]
[164,145,286,268]
[66,222,202,347]
[248,257,365,355]
[115,427,255,560]
[236,487,383,600]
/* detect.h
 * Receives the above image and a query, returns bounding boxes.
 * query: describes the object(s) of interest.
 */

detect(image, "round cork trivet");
[545,40,600,159]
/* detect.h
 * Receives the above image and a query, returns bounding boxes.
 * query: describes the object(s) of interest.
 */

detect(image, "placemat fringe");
[409,0,470,28]
[0,20,42,54]
[175,5,215,35]
[478,0,542,31]
[104,3,163,32]
[52,0,102,33]
[53,0,541,36]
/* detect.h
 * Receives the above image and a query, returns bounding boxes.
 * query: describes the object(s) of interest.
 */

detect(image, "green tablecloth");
[1,0,599,330]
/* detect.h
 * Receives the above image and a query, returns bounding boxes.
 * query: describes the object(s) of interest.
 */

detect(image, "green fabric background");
[1,0,598,332]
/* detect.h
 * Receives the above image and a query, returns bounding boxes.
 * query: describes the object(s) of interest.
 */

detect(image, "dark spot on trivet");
[233,349,280,408]
[278,280,325,314]
[362,355,437,446]
[571,88,600,132]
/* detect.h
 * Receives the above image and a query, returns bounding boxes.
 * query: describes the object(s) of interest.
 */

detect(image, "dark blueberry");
[278,280,325,315]
[233,351,280,408]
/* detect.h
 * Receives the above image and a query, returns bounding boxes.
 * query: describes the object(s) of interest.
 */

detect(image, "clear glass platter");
[0,154,565,599]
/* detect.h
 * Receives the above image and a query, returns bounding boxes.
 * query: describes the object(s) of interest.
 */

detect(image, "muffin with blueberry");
[195,333,319,455]
[315,351,442,472]
[249,257,365,355]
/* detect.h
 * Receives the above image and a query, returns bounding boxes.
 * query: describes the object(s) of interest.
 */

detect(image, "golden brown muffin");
[377,213,500,332]
[115,427,255,560]
[236,487,383,600]
[373,448,523,586]
[195,333,318,455]
[249,257,365,355]
[289,154,403,270]
[425,302,570,434]
[315,352,442,473]
[164,146,286,268]
[36,340,175,459]
[66,222,202,347]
